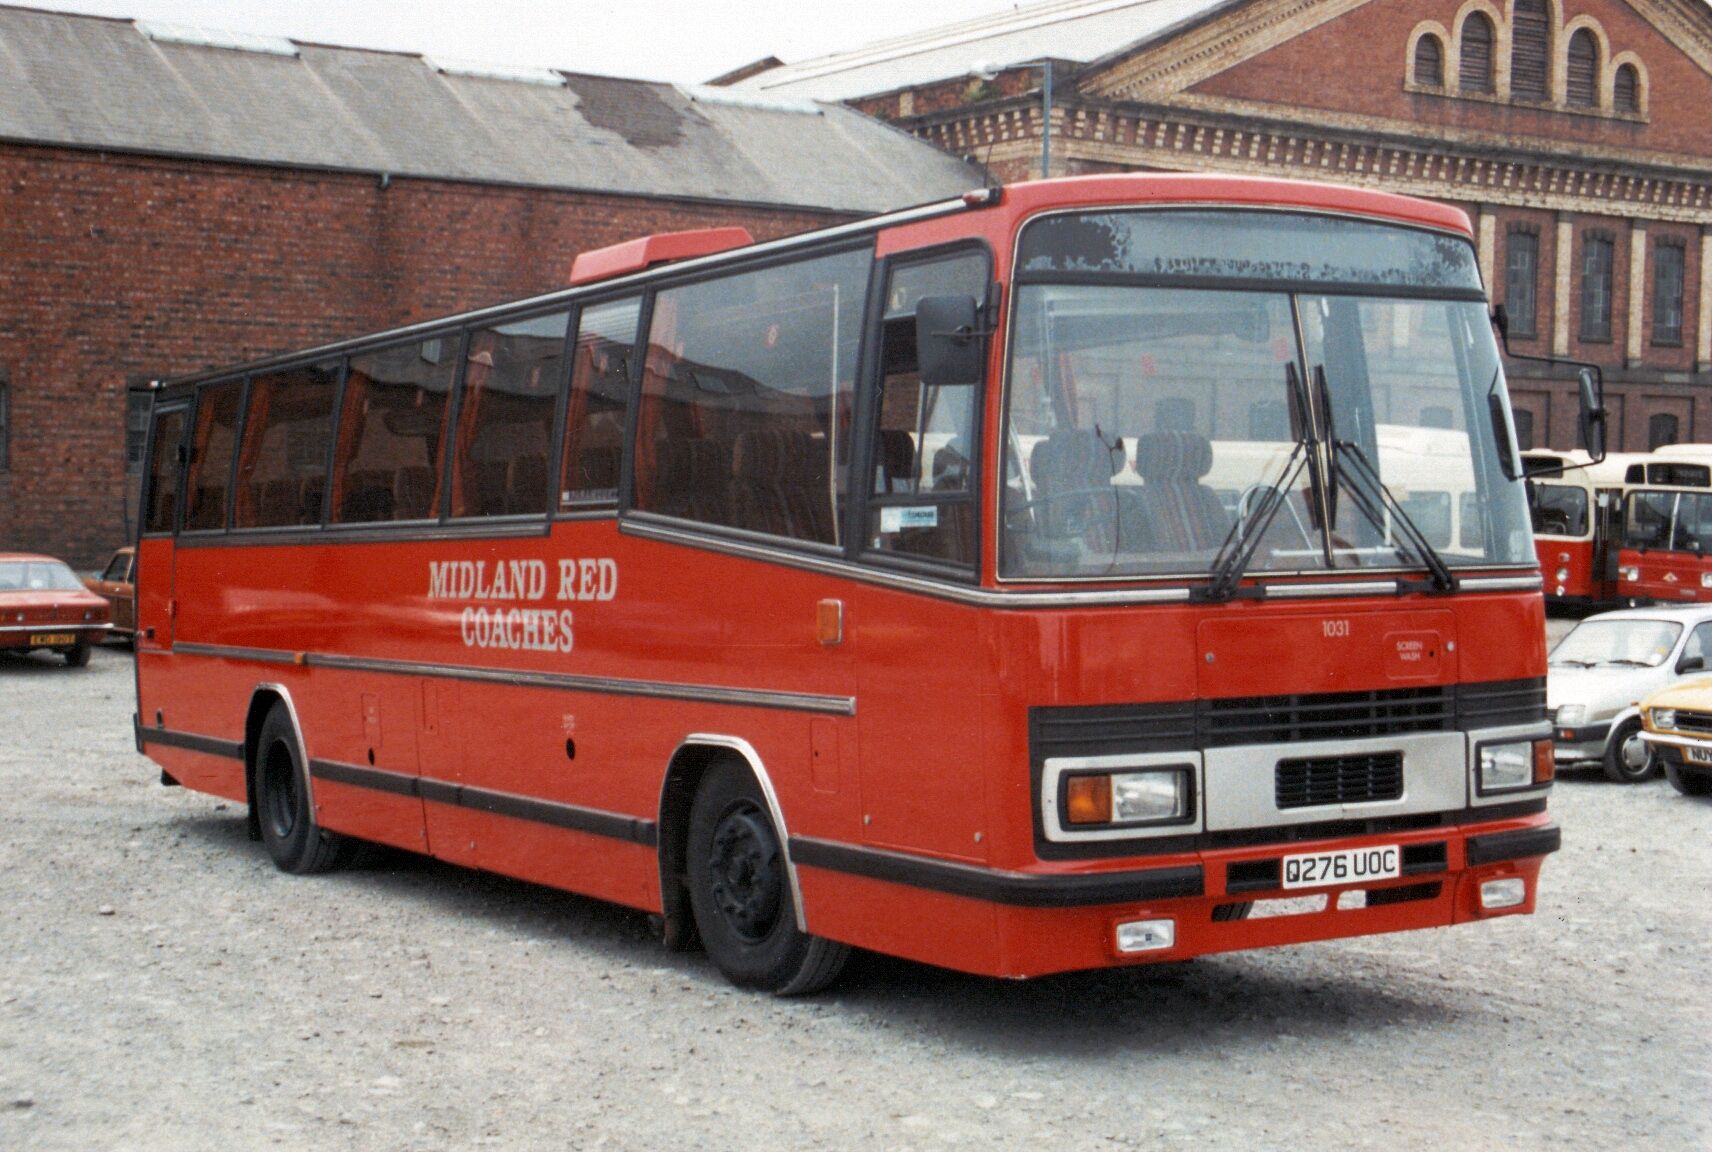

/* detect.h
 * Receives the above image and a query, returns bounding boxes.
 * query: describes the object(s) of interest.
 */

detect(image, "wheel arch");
[1601,705,1644,753]
[656,734,806,950]
[243,684,314,843]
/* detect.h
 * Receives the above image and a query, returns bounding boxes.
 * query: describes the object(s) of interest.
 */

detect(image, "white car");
[1548,606,1712,782]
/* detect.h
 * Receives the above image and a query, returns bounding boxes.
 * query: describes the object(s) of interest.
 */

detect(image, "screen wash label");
[427,558,617,653]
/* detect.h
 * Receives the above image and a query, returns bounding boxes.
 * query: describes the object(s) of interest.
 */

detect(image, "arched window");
[1512,0,1551,101]
[1614,63,1641,113]
[1567,29,1599,107]
[1414,33,1445,87]
[1460,13,1495,94]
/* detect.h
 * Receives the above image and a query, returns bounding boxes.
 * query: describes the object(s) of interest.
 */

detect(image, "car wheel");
[1665,762,1712,796]
[63,640,91,668]
[254,704,353,874]
[686,758,848,995]
[1602,718,1658,783]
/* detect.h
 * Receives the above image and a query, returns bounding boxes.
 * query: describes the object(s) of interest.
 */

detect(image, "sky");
[21,0,1033,83]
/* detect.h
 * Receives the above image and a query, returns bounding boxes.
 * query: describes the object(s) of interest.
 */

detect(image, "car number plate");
[1686,745,1712,765]
[1282,845,1400,890]
[29,632,75,646]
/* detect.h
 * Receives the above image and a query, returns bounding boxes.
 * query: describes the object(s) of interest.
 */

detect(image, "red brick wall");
[0,144,849,565]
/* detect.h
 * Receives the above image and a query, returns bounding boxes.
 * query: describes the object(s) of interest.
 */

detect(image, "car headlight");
[1478,741,1537,792]
[1065,768,1192,827]
[1555,704,1587,727]
[1651,708,1677,730]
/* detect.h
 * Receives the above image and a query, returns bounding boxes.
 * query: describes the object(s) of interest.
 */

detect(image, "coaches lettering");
[428,556,618,653]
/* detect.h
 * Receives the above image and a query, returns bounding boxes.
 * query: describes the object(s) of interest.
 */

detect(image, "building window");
[1511,0,1551,101]
[1504,230,1540,338]
[1580,233,1614,342]
[1414,34,1445,87]
[1649,413,1680,450]
[1512,407,1536,451]
[1614,63,1641,113]
[0,369,9,472]
[1566,29,1600,108]
[1460,13,1495,94]
[1654,241,1686,346]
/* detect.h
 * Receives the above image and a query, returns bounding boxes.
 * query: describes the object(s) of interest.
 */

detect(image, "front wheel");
[1603,718,1658,783]
[254,704,352,874]
[1665,762,1712,796]
[686,760,848,995]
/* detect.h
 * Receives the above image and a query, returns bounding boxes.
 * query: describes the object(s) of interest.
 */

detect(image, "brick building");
[729,0,1712,455]
[0,5,979,564]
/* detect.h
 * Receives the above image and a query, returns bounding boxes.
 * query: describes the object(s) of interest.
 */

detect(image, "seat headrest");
[1137,431,1213,482]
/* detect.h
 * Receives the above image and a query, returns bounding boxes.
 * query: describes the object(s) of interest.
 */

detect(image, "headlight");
[1064,769,1191,827]
[1621,566,1640,581]
[1701,573,1712,589]
[1556,568,1570,582]
[1478,741,1535,792]
[1555,704,1587,727]
[1651,708,1677,730]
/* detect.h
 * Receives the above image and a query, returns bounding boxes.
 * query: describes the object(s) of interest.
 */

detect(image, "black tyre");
[63,640,91,668]
[1602,718,1658,783]
[254,705,352,874]
[686,759,848,995]
[1665,761,1712,796]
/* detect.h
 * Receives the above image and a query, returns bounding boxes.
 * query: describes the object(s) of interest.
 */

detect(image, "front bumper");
[1552,721,1612,764]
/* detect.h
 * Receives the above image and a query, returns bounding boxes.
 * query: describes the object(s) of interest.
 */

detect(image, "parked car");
[0,552,113,666]
[1638,679,1712,796]
[83,545,136,640]
[1547,605,1712,782]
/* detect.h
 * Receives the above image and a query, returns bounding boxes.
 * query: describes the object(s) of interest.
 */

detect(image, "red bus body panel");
[1619,545,1712,604]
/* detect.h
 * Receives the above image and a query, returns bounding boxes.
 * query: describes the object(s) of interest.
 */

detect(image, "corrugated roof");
[0,4,980,213]
[728,0,1240,101]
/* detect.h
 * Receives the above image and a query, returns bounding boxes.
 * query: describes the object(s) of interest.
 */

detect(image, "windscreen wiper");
[1198,363,1316,602]
[1314,367,1456,594]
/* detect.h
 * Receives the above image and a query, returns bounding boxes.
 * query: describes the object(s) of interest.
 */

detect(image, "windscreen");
[1002,210,1533,581]
[1530,482,1590,537]
[1624,490,1712,553]
[1551,619,1681,668]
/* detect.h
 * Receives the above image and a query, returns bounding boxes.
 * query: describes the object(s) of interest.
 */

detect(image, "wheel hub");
[706,804,781,943]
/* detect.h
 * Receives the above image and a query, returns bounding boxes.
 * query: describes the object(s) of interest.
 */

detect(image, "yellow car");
[1638,679,1712,796]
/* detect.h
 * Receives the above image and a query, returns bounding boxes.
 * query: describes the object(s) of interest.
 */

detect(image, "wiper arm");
[1313,367,1455,594]
[1333,437,1457,593]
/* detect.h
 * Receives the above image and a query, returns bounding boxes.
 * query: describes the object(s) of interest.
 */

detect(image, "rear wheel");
[63,640,90,668]
[1603,718,1658,783]
[1665,761,1712,796]
[686,759,848,995]
[255,704,352,874]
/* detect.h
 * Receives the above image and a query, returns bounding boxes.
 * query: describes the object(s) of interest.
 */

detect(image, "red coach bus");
[135,174,1571,994]
[1523,449,1641,607]
[1612,446,1712,604]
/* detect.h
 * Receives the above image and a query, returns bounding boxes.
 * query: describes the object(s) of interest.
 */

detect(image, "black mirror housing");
[1577,366,1608,462]
[916,295,985,387]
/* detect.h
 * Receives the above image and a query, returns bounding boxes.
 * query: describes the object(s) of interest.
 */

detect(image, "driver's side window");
[1681,623,1712,671]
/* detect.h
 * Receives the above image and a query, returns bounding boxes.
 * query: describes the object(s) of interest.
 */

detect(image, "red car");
[0,552,113,666]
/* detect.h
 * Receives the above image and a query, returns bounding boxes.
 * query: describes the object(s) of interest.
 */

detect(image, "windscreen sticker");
[880,506,939,533]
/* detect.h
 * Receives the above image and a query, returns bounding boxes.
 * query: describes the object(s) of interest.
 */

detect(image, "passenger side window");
[183,381,243,532]
[451,312,568,518]
[560,298,639,509]
[633,249,870,545]
[1682,624,1712,670]
[142,407,188,535]
[331,337,456,524]
[233,361,338,528]
[864,251,989,568]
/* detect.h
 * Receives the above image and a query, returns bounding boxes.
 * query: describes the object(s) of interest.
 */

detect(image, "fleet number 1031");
[1322,619,1351,638]
[1282,845,1400,890]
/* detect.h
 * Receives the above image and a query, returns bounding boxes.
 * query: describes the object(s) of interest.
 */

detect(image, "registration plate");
[1686,745,1712,765]
[1282,845,1400,890]
[29,632,75,647]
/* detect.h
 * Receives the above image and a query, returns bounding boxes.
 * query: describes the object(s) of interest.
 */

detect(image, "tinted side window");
[331,337,456,524]
[634,249,870,545]
[233,361,338,528]
[183,382,243,531]
[143,407,188,534]
[865,251,989,567]
[452,312,568,519]
[560,298,639,509]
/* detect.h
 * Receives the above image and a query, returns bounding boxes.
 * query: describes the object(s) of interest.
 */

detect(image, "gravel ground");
[1,636,1707,1152]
